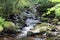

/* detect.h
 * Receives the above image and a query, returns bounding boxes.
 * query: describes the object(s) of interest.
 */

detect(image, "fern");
[50,0,60,2]
[42,3,60,17]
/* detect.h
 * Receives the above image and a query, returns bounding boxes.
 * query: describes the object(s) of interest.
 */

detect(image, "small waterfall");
[17,10,40,39]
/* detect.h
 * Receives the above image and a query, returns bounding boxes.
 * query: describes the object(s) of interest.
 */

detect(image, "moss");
[30,23,56,33]
[46,37,55,40]
[40,17,49,22]
[36,23,48,27]
[48,25,56,30]
[4,21,15,28]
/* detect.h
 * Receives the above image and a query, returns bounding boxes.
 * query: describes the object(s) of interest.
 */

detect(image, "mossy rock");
[40,17,49,22]
[36,23,48,27]
[48,25,56,30]
[30,23,49,33]
[30,23,56,33]
[36,23,56,30]
[4,21,15,28]
[30,26,47,33]
[52,22,58,25]
[52,19,58,22]
[39,26,47,32]
[12,9,20,13]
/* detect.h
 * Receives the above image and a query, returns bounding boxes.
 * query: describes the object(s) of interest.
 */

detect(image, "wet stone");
[55,38,60,40]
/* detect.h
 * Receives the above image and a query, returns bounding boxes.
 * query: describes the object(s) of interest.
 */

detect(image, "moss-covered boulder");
[40,17,50,22]
[51,19,58,24]
[48,25,56,30]
[30,23,57,34]
[52,19,58,22]
[4,21,15,29]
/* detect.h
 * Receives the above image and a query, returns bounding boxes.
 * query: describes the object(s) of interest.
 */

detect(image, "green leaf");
[0,25,3,32]
[50,0,60,2]
[0,17,5,25]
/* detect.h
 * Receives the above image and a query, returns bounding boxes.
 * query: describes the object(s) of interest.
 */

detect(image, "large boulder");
[51,18,58,25]
[40,17,50,22]
[29,23,57,34]
[4,21,16,29]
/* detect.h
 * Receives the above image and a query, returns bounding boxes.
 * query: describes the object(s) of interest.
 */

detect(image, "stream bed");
[0,33,60,40]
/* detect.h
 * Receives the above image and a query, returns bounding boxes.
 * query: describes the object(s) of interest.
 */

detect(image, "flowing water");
[17,10,40,39]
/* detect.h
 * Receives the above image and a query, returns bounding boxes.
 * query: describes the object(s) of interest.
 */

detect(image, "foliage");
[55,8,60,16]
[0,25,3,32]
[42,3,60,17]
[0,0,56,18]
[18,0,50,7]
[0,17,5,32]
[0,17,5,25]
[0,0,19,18]
[0,17,16,32]
[55,4,60,16]
[50,0,60,2]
